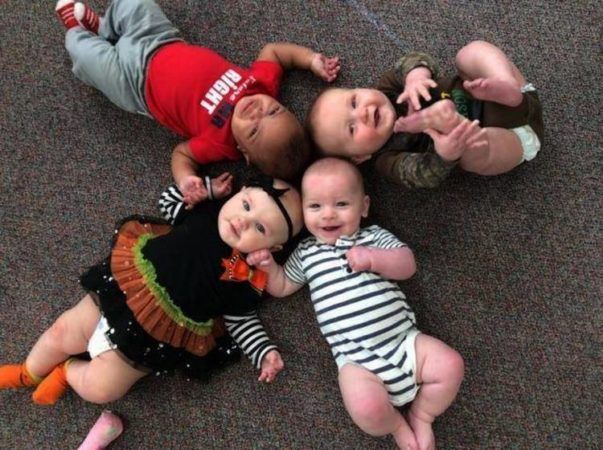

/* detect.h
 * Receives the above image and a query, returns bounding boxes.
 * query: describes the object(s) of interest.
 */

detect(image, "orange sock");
[0,363,42,389]
[32,360,71,405]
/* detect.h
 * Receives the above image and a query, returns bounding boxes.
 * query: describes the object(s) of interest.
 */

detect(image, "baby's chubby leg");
[66,351,146,404]
[25,294,100,379]
[338,364,419,449]
[394,99,464,135]
[0,294,98,403]
[459,126,524,175]
[408,334,464,450]
[456,40,525,107]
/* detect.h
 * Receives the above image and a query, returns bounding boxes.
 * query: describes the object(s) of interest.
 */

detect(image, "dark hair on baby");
[253,124,312,183]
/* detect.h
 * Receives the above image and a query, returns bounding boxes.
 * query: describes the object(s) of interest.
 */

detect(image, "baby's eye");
[268,107,279,116]
[351,96,357,108]
[336,201,349,207]
[249,127,258,138]
[243,200,250,211]
[308,203,320,209]
[255,223,266,234]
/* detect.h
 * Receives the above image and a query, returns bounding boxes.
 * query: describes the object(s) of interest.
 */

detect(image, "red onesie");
[144,42,283,164]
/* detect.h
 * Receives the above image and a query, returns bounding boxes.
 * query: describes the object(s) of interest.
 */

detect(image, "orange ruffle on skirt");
[110,219,226,357]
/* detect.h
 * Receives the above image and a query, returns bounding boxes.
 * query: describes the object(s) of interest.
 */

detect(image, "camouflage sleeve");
[395,52,439,81]
[374,147,456,189]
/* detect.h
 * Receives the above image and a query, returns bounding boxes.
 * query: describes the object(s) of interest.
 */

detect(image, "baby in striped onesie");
[247,157,464,450]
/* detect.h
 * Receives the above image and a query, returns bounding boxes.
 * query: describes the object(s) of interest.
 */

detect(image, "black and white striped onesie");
[284,225,420,406]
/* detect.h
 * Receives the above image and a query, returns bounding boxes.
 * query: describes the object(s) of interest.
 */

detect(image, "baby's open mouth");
[322,226,340,232]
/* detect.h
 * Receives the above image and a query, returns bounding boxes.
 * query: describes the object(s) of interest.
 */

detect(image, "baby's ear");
[238,146,251,164]
[351,154,371,165]
[362,195,370,218]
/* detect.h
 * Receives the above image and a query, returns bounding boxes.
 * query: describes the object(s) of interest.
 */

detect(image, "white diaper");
[511,124,541,162]
[87,316,115,358]
[338,329,420,407]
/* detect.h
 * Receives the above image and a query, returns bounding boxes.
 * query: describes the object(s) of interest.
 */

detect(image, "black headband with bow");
[245,175,293,242]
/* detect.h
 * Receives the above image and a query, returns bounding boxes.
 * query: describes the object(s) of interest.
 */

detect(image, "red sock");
[0,363,42,389]
[74,2,100,34]
[32,361,70,405]
[55,0,79,30]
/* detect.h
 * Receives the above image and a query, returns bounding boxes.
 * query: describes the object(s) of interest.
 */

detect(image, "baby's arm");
[374,117,487,188]
[246,250,303,298]
[224,312,283,383]
[397,66,438,113]
[256,43,340,82]
[158,184,187,224]
[374,150,457,189]
[346,246,416,280]
[171,141,205,206]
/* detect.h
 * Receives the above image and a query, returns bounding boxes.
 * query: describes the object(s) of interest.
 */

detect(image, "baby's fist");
[211,172,233,199]
[311,53,340,82]
[246,249,274,268]
[180,175,207,208]
[258,350,284,383]
[345,246,373,272]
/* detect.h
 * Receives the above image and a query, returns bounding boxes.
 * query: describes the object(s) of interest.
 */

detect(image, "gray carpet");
[1,1,601,448]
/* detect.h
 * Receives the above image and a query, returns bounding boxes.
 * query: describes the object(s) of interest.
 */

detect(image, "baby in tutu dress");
[0,173,302,405]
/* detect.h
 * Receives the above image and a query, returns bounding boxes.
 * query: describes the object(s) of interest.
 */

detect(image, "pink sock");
[78,410,124,450]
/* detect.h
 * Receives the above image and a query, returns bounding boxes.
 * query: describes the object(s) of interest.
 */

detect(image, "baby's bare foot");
[394,99,458,134]
[392,416,419,450]
[463,78,523,107]
[408,410,435,450]
[394,111,427,134]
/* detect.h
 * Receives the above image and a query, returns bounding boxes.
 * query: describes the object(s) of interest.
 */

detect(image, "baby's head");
[231,94,310,181]
[301,157,369,244]
[218,176,303,254]
[307,88,396,163]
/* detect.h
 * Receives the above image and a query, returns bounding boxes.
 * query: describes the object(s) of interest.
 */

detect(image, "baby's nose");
[354,106,369,124]
[249,104,263,119]
[235,217,249,232]
[322,207,336,219]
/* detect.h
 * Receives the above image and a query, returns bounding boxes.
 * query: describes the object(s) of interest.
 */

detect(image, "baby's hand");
[396,67,437,112]
[310,53,340,82]
[211,172,234,199]
[180,175,208,208]
[425,119,485,162]
[258,350,284,383]
[345,246,373,272]
[246,249,275,268]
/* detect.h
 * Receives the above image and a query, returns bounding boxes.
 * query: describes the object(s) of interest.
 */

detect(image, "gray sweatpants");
[65,0,182,116]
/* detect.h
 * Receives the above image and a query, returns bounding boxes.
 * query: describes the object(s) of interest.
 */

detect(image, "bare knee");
[442,348,465,386]
[455,40,492,66]
[346,396,393,435]
[47,315,73,348]
[74,373,128,404]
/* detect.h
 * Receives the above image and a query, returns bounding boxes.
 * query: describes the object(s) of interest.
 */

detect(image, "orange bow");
[220,249,268,294]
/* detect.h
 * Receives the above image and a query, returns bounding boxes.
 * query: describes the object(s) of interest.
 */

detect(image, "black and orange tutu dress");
[80,200,264,378]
